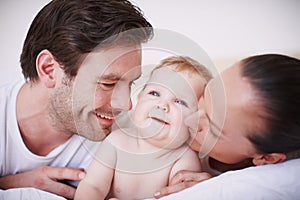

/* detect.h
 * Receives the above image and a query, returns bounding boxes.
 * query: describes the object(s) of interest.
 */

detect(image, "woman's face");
[186,63,263,164]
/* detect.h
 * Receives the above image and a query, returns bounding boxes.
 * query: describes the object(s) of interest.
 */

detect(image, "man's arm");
[0,166,85,199]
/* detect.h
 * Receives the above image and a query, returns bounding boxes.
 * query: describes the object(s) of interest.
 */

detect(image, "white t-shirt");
[0,80,99,182]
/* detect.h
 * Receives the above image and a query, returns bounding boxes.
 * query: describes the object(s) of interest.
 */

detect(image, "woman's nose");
[184,110,205,132]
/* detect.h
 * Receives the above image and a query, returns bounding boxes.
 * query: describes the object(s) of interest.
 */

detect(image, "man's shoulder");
[0,79,24,99]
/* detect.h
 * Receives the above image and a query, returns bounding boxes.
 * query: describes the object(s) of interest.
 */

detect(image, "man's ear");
[252,153,287,166]
[36,49,59,88]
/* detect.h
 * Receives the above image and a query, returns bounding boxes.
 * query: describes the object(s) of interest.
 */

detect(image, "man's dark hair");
[20,0,153,82]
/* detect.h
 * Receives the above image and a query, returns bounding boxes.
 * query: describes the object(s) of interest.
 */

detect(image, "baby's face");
[133,66,206,149]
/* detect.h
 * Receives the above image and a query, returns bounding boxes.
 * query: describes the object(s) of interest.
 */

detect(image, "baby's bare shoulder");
[106,128,137,147]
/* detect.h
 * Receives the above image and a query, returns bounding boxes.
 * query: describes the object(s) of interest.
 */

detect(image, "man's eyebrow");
[99,73,141,82]
[99,73,122,81]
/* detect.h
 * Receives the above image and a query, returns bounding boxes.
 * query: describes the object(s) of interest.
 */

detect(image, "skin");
[50,46,142,141]
[155,62,286,198]
[0,45,142,199]
[187,63,261,163]
[133,66,206,149]
[75,66,206,200]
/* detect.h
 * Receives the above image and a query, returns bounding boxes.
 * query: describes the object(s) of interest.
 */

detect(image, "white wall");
[132,0,300,67]
[1,0,300,85]
[0,0,50,85]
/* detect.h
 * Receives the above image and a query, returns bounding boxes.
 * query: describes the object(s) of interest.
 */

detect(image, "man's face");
[186,63,262,164]
[50,45,142,141]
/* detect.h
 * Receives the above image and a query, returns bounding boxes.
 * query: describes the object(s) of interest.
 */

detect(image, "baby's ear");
[252,153,286,166]
[36,49,59,88]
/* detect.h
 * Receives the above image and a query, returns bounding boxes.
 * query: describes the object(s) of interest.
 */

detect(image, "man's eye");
[149,91,159,97]
[175,99,188,107]
[103,83,115,87]
[98,82,116,90]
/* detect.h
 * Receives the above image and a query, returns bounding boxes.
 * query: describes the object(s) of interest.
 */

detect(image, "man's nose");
[111,87,132,111]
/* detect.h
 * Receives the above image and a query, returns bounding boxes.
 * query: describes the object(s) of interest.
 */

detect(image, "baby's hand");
[154,170,212,198]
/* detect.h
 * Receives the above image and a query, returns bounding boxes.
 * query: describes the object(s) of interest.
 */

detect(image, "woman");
[155,54,300,199]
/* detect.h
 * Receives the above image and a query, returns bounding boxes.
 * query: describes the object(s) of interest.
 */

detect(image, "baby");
[75,56,212,200]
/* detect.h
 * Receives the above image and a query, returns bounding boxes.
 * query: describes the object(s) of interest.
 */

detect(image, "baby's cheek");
[183,105,198,117]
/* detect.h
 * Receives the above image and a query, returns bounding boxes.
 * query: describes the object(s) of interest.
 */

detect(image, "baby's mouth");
[151,117,170,125]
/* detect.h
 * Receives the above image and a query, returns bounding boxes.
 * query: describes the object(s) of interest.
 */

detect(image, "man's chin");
[78,128,110,141]
[102,126,112,137]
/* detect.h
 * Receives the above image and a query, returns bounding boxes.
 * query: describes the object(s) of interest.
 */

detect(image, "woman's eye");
[175,99,188,107]
[209,124,220,138]
[149,91,160,97]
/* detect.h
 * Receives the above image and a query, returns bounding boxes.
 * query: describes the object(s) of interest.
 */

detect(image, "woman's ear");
[252,153,287,166]
[36,49,58,88]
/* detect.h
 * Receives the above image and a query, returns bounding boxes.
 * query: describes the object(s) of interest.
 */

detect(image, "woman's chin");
[188,139,201,152]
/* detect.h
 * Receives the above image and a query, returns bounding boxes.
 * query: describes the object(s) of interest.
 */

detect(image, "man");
[0,0,153,199]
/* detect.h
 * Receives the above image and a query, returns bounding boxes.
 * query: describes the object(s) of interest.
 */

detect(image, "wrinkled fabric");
[156,158,300,200]
[0,188,66,200]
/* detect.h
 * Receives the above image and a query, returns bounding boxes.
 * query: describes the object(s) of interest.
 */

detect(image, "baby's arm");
[168,147,202,184]
[75,136,117,200]
[154,148,211,198]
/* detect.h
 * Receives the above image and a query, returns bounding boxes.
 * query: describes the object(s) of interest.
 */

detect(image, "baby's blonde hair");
[152,56,212,82]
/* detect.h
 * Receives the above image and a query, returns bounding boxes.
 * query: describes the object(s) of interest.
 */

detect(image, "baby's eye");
[149,91,160,97]
[175,99,188,107]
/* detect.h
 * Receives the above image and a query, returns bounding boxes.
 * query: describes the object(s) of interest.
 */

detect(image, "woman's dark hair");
[241,54,300,157]
[20,0,153,82]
